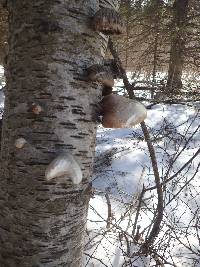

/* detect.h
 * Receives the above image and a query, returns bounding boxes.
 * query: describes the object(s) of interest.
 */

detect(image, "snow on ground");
[85,95,200,266]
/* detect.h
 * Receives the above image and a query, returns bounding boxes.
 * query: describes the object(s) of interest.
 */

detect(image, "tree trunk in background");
[0,0,119,266]
[124,0,132,71]
[0,5,8,66]
[151,0,163,99]
[167,0,189,94]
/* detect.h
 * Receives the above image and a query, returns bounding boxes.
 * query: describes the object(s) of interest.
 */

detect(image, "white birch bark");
[0,0,120,266]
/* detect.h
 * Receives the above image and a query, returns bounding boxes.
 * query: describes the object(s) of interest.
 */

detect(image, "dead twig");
[105,192,112,229]
[145,147,200,192]
[108,38,164,251]
[132,185,145,237]
[84,252,110,267]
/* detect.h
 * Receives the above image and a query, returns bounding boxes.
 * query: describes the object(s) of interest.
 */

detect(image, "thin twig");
[84,252,109,267]
[145,147,200,192]
[108,37,164,250]
[166,163,200,205]
[132,185,145,237]
[108,39,135,99]
[105,192,112,229]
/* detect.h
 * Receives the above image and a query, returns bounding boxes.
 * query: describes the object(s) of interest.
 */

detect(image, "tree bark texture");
[167,0,189,93]
[0,5,8,66]
[0,0,120,266]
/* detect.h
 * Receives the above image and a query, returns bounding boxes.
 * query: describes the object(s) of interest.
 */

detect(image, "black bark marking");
[76,118,91,122]
[59,96,75,101]
[70,135,85,139]
[72,109,86,115]
[39,93,52,99]
[78,133,89,136]
[34,19,63,34]
[59,122,77,129]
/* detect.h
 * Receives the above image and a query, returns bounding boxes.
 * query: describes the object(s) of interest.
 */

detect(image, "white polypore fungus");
[15,138,27,149]
[45,154,82,185]
[125,101,147,127]
[101,94,147,128]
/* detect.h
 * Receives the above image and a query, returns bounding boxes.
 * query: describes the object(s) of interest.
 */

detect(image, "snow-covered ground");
[85,82,200,266]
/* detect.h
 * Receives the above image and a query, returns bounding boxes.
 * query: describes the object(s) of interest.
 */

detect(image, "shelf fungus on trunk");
[87,64,114,87]
[92,7,125,35]
[45,154,82,185]
[102,85,113,96]
[15,137,27,149]
[101,94,147,128]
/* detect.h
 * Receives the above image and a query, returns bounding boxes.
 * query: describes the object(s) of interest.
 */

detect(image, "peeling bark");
[0,0,119,266]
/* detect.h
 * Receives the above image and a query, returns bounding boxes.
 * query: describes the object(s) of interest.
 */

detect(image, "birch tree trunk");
[0,0,119,266]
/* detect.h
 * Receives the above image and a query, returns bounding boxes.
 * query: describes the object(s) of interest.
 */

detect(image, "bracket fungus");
[31,103,42,115]
[45,154,82,185]
[101,94,147,128]
[15,138,27,149]
[92,7,125,35]
[87,64,114,87]
[102,85,113,96]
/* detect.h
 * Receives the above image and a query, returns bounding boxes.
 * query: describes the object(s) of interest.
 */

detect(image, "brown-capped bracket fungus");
[87,64,114,87]
[102,85,113,96]
[45,154,82,185]
[92,7,125,35]
[101,59,123,97]
[100,94,147,128]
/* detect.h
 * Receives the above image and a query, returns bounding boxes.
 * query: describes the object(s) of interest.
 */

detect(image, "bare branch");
[132,185,145,237]
[108,37,164,250]
[145,147,200,192]
[105,192,112,229]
